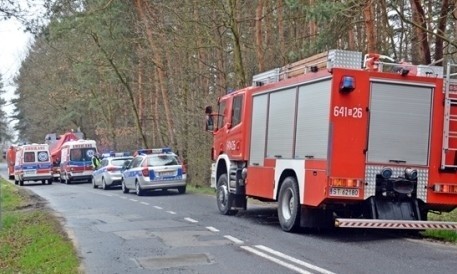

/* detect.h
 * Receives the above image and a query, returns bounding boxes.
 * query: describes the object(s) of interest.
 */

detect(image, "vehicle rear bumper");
[68,174,93,182]
[140,180,187,190]
[335,218,457,230]
[23,174,53,181]
[106,174,122,186]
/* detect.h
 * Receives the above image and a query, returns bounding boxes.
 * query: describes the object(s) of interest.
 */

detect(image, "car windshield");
[111,158,132,166]
[146,155,179,167]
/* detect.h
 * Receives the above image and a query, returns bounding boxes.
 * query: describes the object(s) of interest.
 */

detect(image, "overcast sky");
[0,18,34,116]
[1,0,46,121]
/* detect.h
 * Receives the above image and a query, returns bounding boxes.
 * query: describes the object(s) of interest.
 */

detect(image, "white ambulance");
[60,139,97,184]
[14,144,53,186]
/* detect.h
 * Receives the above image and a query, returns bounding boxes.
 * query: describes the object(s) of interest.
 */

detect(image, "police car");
[92,152,133,190]
[121,148,187,196]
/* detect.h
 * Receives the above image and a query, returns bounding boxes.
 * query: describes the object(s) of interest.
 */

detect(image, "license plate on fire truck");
[329,187,359,197]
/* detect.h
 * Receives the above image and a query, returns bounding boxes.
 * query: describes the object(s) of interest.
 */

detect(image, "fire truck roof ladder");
[441,62,457,169]
[252,52,328,86]
[252,50,363,86]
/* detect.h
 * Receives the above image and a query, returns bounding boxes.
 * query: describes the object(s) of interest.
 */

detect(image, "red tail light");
[182,164,187,174]
[107,166,116,172]
[141,168,149,177]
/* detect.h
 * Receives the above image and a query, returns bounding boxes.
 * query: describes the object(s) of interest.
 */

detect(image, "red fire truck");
[205,49,457,231]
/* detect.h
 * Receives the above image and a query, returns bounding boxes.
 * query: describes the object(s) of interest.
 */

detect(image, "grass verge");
[421,210,457,243]
[187,184,215,195]
[0,178,81,273]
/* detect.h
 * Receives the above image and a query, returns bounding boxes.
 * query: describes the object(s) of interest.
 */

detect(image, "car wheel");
[92,177,97,188]
[216,174,237,215]
[135,181,143,196]
[19,179,24,186]
[122,179,129,194]
[14,179,18,185]
[277,176,301,232]
[102,178,109,190]
[177,186,186,194]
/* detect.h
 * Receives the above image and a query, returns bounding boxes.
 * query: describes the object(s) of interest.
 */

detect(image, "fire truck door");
[225,94,244,159]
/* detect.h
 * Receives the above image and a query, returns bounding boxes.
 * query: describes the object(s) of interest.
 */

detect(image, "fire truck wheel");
[278,177,301,232]
[41,180,46,185]
[216,174,237,215]
[48,180,52,185]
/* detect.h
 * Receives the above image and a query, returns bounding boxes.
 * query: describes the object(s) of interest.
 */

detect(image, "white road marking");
[206,226,219,232]
[140,202,149,205]
[129,199,138,202]
[94,192,113,197]
[224,235,244,244]
[119,196,127,199]
[153,206,163,210]
[184,217,198,223]
[241,246,312,274]
[255,245,336,274]
[166,211,176,215]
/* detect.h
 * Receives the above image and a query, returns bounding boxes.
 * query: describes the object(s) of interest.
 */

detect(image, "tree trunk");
[255,0,265,72]
[229,0,247,88]
[410,0,431,64]
[134,0,176,147]
[434,0,449,66]
[363,0,377,53]
[277,0,285,62]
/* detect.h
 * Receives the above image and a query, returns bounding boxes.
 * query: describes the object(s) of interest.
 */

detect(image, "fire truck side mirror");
[205,106,215,132]
[205,115,214,132]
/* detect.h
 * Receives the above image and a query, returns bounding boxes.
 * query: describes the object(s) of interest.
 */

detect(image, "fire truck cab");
[60,139,97,184]
[206,49,457,231]
[13,144,53,186]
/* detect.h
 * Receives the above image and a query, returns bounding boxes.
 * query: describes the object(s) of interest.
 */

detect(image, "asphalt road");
[1,163,457,274]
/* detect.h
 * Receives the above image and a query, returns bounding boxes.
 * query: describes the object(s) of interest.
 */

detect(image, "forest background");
[0,0,456,186]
